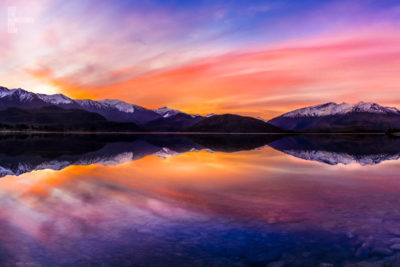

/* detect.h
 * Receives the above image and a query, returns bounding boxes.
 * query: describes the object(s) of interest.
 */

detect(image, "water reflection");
[0,134,399,178]
[0,134,282,177]
[0,134,399,265]
[270,134,400,165]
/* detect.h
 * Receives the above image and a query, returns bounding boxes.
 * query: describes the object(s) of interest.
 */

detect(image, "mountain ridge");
[0,87,162,125]
[1,86,400,133]
[278,101,400,118]
[269,102,400,132]
[0,105,142,132]
[186,114,284,133]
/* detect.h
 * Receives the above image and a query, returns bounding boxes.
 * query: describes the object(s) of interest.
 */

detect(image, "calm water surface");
[0,134,399,266]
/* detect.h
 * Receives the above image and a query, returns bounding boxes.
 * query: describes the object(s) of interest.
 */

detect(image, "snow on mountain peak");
[9,88,35,101]
[281,102,400,118]
[0,87,13,97]
[352,101,399,114]
[99,99,136,113]
[0,86,162,124]
[0,87,71,104]
[38,93,73,104]
[154,106,182,118]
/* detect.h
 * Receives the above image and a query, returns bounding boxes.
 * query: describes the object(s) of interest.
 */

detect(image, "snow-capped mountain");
[99,99,136,113]
[143,107,204,131]
[154,107,182,118]
[73,98,161,124]
[0,86,161,125]
[37,93,73,104]
[280,102,400,118]
[154,106,200,119]
[0,87,49,109]
[269,102,400,132]
[0,86,205,131]
[3,85,400,133]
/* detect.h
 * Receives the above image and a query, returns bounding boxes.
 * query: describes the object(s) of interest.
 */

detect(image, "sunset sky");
[1,0,400,118]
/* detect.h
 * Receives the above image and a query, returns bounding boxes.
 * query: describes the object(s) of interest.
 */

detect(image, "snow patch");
[100,99,136,113]
[154,107,182,118]
[282,102,400,118]
[38,94,73,104]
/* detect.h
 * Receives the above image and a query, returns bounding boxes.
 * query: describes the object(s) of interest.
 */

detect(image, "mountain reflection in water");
[0,134,399,266]
[0,134,399,177]
[269,134,400,165]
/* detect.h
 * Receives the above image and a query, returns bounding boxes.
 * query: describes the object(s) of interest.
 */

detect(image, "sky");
[1,0,400,118]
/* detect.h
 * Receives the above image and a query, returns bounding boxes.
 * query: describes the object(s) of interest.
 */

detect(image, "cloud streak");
[0,0,399,117]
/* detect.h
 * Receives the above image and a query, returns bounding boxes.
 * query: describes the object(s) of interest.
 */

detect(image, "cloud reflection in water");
[0,134,399,265]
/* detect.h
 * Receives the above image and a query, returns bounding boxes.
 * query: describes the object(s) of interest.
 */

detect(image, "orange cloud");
[28,30,400,119]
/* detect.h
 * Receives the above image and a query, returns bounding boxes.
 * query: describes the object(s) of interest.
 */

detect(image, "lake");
[0,134,400,266]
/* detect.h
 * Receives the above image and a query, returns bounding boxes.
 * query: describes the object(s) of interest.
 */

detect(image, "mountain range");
[269,102,400,132]
[0,87,202,131]
[0,106,142,132]
[0,86,399,133]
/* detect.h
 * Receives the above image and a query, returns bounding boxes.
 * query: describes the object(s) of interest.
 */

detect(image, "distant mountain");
[186,114,284,133]
[277,101,400,117]
[0,106,141,132]
[0,87,161,125]
[269,102,400,132]
[144,112,204,131]
[144,106,204,131]
[154,107,188,118]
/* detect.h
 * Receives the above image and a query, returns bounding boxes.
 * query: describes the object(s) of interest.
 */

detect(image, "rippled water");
[0,134,400,266]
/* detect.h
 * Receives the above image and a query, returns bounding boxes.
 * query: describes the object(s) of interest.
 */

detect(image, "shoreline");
[0,130,391,135]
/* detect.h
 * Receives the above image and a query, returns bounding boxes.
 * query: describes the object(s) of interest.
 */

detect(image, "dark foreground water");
[0,134,400,266]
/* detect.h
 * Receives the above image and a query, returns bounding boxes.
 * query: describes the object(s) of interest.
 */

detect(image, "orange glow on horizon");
[19,30,400,120]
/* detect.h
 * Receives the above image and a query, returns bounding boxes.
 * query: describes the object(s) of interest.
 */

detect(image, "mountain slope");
[144,113,204,131]
[154,107,185,118]
[186,114,284,133]
[269,102,400,132]
[0,106,142,132]
[0,87,161,125]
